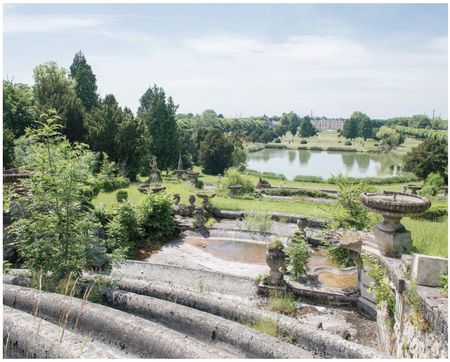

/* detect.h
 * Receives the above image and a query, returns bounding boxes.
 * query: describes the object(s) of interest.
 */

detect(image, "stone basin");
[149,184,166,193]
[196,192,216,199]
[228,184,242,190]
[360,191,431,216]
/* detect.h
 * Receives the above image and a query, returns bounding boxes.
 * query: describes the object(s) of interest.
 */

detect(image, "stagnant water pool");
[184,237,357,289]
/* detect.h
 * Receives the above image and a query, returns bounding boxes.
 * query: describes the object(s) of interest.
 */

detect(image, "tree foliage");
[298,116,318,138]
[9,113,114,279]
[199,128,234,175]
[3,80,35,137]
[403,139,448,181]
[376,126,401,151]
[139,85,180,171]
[33,61,85,142]
[69,51,98,111]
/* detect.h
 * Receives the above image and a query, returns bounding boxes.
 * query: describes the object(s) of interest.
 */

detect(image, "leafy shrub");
[300,139,308,144]
[309,146,323,151]
[261,188,333,199]
[138,192,177,246]
[418,172,444,197]
[10,115,114,280]
[344,141,352,146]
[287,237,311,280]
[332,175,375,230]
[244,169,286,180]
[412,205,447,221]
[241,210,273,233]
[293,175,325,183]
[326,245,355,267]
[363,254,396,318]
[106,201,141,256]
[116,189,128,203]
[328,175,418,185]
[221,168,254,195]
[274,138,281,143]
[266,143,287,149]
[326,147,357,152]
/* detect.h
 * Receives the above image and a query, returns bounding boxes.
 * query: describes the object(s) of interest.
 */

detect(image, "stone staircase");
[3,263,387,359]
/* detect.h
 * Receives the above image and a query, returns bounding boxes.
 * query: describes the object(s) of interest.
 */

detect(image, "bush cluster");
[325,245,355,267]
[220,168,255,195]
[287,237,311,280]
[244,169,287,180]
[106,192,177,258]
[261,188,333,199]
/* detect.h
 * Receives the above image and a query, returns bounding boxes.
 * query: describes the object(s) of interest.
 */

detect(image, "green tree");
[411,114,432,129]
[84,94,122,159]
[342,117,359,139]
[202,109,218,123]
[3,128,16,169]
[10,113,114,279]
[69,51,98,111]
[139,85,180,171]
[199,128,234,175]
[376,126,401,151]
[298,116,318,138]
[33,61,85,142]
[3,80,35,136]
[352,112,372,140]
[115,109,148,180]
[403,139,448,181]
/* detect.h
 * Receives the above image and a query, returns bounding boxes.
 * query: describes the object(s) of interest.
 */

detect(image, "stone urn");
[138,183,150,194]
[196,192,215,209]
[228,184,242,197]
[296,217,308,239]
[360,191,431,257]
[193,207,206,229]
[266,241,286,286]
[256,177,271,189]
[407,184,422,195]
[173,193,181,206]
[175,169,185,179]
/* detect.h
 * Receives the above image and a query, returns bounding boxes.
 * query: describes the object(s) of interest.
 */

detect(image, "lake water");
[246,148,403,180]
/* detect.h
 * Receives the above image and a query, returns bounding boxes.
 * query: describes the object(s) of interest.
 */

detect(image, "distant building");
[311,117,344,131]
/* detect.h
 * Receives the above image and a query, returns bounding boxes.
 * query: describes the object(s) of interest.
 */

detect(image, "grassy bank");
[246,131,421,154]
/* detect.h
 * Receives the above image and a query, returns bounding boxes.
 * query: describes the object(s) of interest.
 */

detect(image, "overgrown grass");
[246,319,278,337]
[404,216,448,258]
[268,291,298,316]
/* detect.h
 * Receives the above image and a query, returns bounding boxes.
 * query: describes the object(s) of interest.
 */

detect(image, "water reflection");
[247,148,403,181]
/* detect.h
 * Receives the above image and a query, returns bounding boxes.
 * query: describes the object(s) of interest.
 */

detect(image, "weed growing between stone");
[326,245,355,268]
[268,291,298,316]
[362,254,396,325]
[405,282,430,332]
[246,319,278,337]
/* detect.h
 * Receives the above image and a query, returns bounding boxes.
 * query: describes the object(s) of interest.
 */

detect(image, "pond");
[246,148,403,180]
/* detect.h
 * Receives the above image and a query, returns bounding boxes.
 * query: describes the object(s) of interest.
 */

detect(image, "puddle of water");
[185,237,267,264]
[184,237,357,289]
[318,272,357,289]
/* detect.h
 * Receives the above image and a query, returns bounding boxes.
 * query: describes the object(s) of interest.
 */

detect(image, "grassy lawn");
[246,131,421,154]
[93,175,447,258]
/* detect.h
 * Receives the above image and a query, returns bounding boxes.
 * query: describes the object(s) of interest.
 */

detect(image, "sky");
[3,3,448,119]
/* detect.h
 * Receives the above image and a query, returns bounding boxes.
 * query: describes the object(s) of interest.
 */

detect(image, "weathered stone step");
[113,261,258,301]
[110,276,387,358]
[3,306,118,359]
[104,288,313,358]
[3,284,238,359]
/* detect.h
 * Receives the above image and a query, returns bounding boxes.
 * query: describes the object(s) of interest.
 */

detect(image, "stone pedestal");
[373,221,412,258]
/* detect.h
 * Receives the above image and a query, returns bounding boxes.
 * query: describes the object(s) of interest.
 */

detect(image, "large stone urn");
[266,241,286,286]
[360,191,431,258]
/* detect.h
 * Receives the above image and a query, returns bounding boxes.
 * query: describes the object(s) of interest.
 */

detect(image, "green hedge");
[327,175,418,185]
[244,169,287,180]
[293,174,418,185]
[261,188,334,199]
[293,175,326,183]
[393,126,447,143]
[412,206,448,221]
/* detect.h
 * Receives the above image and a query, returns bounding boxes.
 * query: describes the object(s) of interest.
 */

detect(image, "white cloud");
[4,15,101,34]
